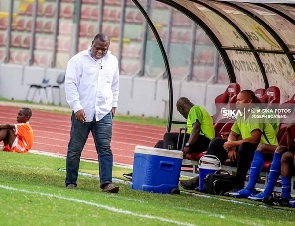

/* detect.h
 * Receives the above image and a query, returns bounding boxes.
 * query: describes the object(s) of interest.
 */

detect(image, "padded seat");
[254,88,266,101]
[212,83,241,122]
[260,86,280,108]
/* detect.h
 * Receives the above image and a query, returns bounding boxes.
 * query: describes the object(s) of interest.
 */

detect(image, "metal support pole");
[28,0,38,66]
[52,0,61,68]
[5,0,14,63]
[188,23,196,81]
[98,0,104,33]
[118,0,127,69]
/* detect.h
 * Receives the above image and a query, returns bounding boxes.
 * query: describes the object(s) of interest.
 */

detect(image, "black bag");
[202,170,236,195]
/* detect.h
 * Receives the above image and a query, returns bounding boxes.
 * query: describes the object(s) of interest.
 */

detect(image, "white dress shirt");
[65,47,119,122]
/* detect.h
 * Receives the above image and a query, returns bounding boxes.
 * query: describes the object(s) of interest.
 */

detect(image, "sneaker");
[248,192,271,201]
[102,183,119,193]
[123,172,133,180]
[262,196,289,207]
[228,188,256,198]
[66,184,76,189]
[179,176,199,190]
[224,187,241,197]
[289,198,295,208]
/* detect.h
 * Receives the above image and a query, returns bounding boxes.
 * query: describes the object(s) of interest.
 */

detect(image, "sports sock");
[263,152,281,196]
[281,176,292,199]
[246,151,264,190]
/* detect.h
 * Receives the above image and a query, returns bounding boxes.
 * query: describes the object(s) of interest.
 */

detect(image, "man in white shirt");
[64,33,119,193]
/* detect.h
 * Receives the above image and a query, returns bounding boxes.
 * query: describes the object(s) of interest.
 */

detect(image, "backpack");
[202,170,236,195]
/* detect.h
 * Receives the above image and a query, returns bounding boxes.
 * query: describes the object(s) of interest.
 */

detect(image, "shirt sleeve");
[231,121,240,135]
[111,64,119,108]
[64,57,83,113]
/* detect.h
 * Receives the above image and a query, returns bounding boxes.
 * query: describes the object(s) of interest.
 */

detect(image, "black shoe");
[123,172,133,180]
[179,176,199,190]
[262,196,289,207]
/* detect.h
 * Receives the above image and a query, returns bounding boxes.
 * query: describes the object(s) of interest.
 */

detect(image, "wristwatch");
[185,142,190,147]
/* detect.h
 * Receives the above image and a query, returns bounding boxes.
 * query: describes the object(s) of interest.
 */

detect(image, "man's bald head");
[176,97,194,119]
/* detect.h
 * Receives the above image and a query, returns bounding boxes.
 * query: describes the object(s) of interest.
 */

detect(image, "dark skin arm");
[224,129,261,161]
[182,120,201,157]
[111,107,116,118]
[0,124,15,129]
[286,123,295,149]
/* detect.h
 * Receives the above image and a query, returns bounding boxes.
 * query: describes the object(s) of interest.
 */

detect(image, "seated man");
[263,150,295,207]
[257,124,295,207]
[161,97,215,155]
[229,124,295,199]
[180,90,278,191]
[229,144,286,199]
[1,107,34,153]
[123,97,215,180]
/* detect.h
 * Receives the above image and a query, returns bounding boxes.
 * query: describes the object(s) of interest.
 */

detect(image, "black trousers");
[154,132,210,154]
[207,137,258,188]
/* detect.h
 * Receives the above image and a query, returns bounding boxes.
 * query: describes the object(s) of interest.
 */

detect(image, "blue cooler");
[131,146,183,194]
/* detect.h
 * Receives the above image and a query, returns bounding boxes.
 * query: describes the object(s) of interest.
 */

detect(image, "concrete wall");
[0,63,228,120]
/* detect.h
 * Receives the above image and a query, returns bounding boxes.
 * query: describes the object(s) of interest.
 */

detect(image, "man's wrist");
[185,142,190,147]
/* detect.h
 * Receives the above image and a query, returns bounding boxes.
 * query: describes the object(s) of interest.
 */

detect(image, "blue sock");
[281,177,292,199]
[263,152,281,196]
[246,151,264,190]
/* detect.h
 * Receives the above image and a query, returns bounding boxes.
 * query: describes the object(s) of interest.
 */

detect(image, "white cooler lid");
[134,145,183,159]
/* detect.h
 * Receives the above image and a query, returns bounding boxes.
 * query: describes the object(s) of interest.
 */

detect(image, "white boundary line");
[0,184,196,226]
[29,150,133,169]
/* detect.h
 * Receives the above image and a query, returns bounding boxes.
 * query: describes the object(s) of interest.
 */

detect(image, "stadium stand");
[79,23,88,36]
[21,35,31,49]
[44,3,56,18]
[81,5,91,20]
[108,8,120,22]
[0,17,7,30]
[0,50,5,61]
[25,3,44,16]
[11,34,22,48]
[16,18,26,31]
[10,51,24,64]
[125,10,135,23]
[60,5,73,19]
[43,20,54,34]
[86,24,97,37]
[134,11,144,24]
[58,22,72,35]
[90,7,99,20]
[0,32,6,46]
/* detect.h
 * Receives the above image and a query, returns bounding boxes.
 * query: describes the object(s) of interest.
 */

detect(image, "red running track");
[0,105,166,166]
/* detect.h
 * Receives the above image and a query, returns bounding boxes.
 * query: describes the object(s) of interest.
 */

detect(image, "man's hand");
[182,146,190,158]
[111,107,116,118]
[223,141,236,152]
[75,109,86,123]
[228,149,237,162]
